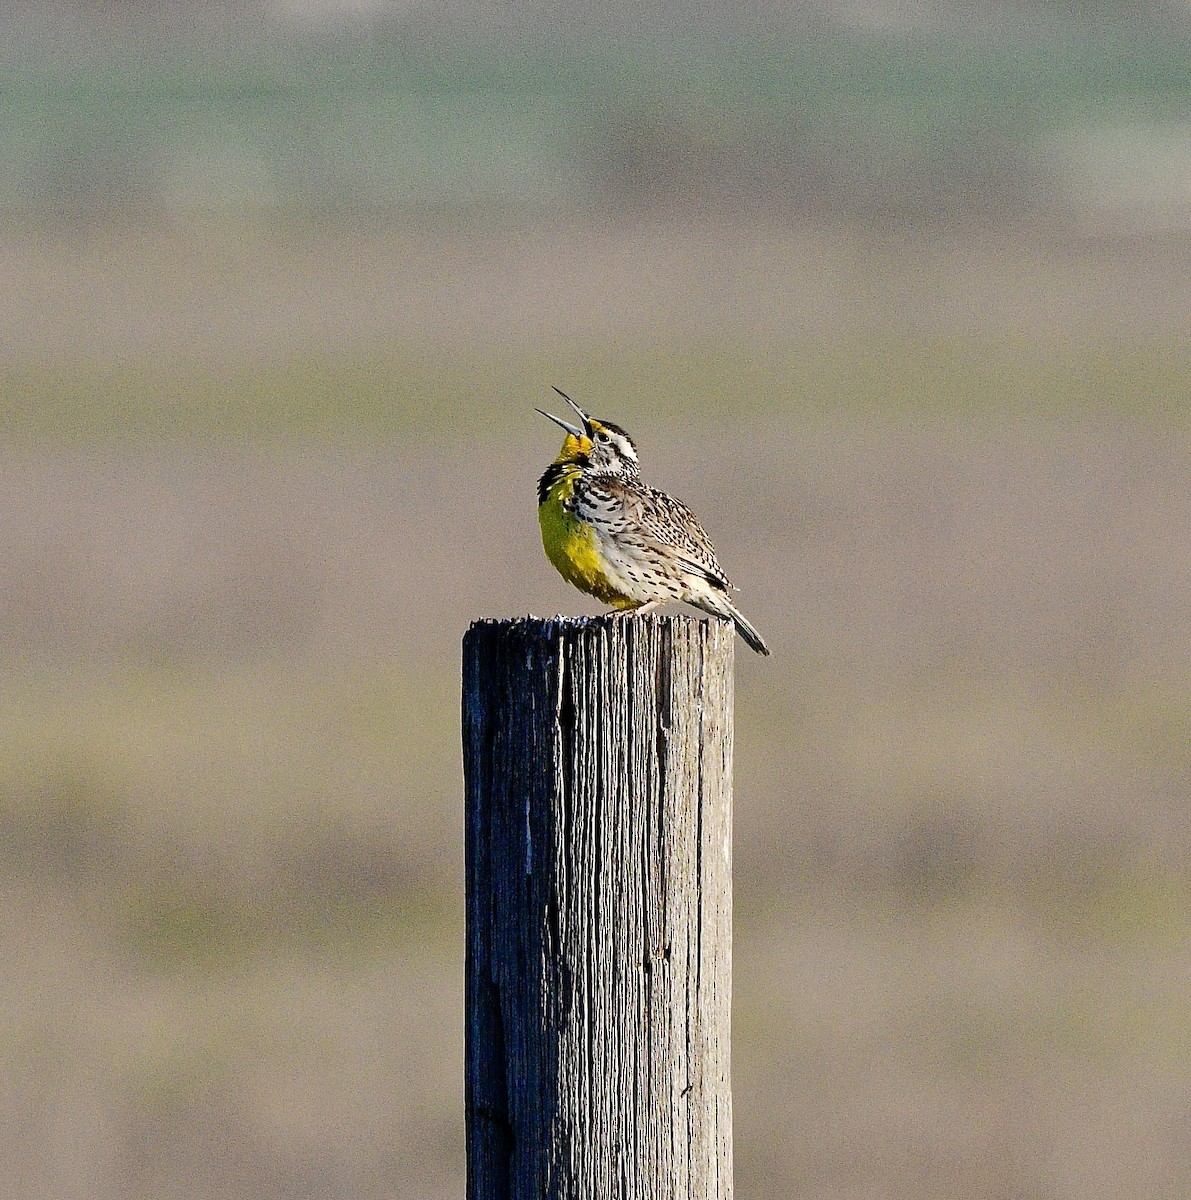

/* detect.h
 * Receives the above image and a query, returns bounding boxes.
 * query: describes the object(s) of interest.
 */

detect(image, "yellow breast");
[538,474,634,607]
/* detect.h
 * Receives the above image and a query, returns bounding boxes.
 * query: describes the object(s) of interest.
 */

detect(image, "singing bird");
[536,389,769,655]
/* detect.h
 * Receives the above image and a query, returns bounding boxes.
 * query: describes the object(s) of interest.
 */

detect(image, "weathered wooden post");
[462,613,733,1199]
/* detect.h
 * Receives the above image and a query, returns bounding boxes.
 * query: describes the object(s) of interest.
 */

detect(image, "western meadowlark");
[536,388,770,655]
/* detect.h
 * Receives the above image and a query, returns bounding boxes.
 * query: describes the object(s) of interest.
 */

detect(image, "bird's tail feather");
[717,599,770,656]
[731,610,770,656]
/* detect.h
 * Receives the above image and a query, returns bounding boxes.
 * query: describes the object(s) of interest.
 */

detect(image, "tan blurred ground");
[1,219,1189,1199]
[6,220,1191,363]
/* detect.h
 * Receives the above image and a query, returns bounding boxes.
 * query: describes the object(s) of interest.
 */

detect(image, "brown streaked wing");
[620,485,733,592]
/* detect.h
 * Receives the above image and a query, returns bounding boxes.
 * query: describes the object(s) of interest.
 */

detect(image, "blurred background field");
[2,4,1190,1199]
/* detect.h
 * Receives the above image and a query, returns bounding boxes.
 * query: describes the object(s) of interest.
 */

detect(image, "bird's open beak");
[536,408,585,439]
[537,387,594,439]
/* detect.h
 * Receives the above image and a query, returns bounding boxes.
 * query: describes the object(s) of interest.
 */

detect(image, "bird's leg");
[606,600,660,618]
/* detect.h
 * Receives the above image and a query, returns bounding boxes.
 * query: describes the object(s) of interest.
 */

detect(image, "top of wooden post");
[464,611,736,649]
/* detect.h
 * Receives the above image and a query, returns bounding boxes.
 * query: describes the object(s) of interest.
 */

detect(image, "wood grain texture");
[463,614,733,1200]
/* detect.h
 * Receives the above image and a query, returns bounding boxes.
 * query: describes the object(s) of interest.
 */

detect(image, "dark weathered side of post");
[462,614,733,1200]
